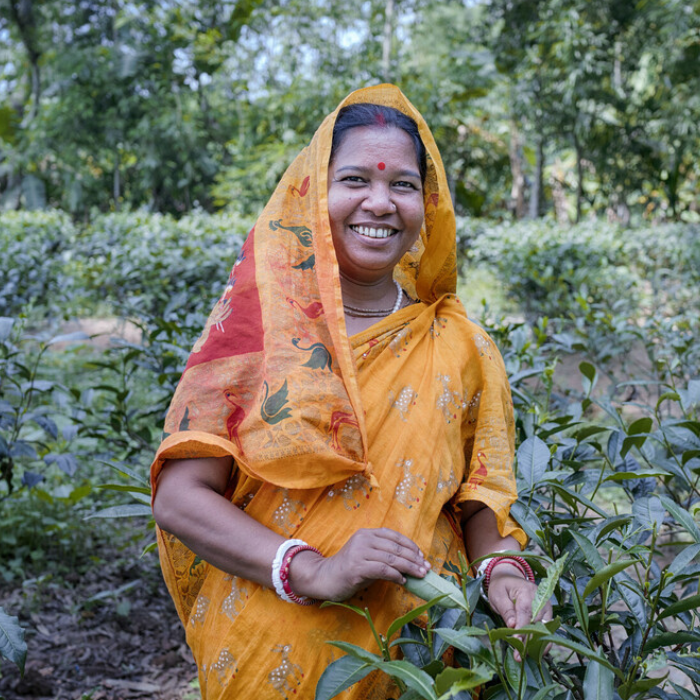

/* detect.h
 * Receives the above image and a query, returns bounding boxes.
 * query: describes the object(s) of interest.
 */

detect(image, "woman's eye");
[342,176,366,183]
[395,180,418,189]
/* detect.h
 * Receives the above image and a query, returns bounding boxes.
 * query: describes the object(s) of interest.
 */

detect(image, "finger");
[355,559,417,585]
[367,528,427,560]
[362,546,430,579]
[362,530,429,571]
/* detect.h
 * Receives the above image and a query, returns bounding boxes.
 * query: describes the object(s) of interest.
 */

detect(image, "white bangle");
[271,539,308,603]
[475,548,511,577]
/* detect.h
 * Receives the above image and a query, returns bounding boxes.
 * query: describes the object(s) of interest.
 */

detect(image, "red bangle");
[279,544,322,606]
[483,555,535,595]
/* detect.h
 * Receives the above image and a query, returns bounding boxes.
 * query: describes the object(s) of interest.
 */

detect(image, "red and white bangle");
[482,555,535,596]
[271,539,321,605]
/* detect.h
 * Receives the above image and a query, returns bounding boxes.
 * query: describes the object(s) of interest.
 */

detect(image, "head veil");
[151,84,458,491]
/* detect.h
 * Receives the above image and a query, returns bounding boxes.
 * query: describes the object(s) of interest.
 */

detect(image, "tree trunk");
[382,0,395,83]
[573,130,584,223]
[113,149,121,211]
[508,121,527,219]
[667,147,682,221]
[528,136,544,219]
[9,0,42,122]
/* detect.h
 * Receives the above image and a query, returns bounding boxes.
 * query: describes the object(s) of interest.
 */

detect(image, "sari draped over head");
[151,84,526,700]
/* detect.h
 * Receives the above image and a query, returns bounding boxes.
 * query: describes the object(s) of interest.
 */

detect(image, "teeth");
[351,225,396,239]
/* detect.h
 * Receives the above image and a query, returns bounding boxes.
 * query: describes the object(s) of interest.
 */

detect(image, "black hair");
[330,103,427,185]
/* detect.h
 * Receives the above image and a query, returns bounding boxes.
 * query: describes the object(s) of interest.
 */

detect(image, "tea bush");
[463,219,700,323]
[317,318,700,700]
[2,212,700,697]
[0,211,78,320]
[70,210,251,318]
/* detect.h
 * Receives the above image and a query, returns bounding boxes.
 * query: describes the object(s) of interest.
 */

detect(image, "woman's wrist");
[287,548,326,600]
[488,560,528,580]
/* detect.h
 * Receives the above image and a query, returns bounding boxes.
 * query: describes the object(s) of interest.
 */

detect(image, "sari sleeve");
[453,327,527,547]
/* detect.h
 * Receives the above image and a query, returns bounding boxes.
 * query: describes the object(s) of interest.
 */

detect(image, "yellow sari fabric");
[151,84,525,700]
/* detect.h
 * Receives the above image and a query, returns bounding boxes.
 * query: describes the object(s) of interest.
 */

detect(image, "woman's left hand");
[487,568,553,662]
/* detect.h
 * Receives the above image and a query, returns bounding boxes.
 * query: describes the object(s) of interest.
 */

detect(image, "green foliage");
[70,210,251,317]
[0,605,26,674]
[0,211,78,319]
[2,0,699,219]
[2,210,700,695]
[317,335,700,699]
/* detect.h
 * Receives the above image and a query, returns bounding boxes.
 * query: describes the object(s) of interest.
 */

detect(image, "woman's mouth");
[349,225,398,239]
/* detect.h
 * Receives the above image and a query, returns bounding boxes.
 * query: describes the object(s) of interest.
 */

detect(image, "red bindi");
[377,162,386,170]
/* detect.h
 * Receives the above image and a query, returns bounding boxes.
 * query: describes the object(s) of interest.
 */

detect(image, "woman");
[151,84,550,700]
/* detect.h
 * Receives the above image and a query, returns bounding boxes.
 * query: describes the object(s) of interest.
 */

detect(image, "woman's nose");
[360,184,396,215]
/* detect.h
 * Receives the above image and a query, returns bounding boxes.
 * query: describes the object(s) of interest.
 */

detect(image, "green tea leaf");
[583,650,614,700]
[0,606,27,673]
[670,681,698,700]
[618,675,665,700]
[532,554,567,619]
[667,543,700,576]
[328,641,384,665]
[570,530,604,569]
[583,560,637,599]
[387,596,447,640]
[517,436,550,488]
[435,665,493,695]
[658,593,700,620]
[579,362,597,396]
[660,495,700,543]
[403,571,467,611]
[85,504,153,519]
[529,683,564,700]
[379,660,438,699]
[315,655,373,700]
[432,627,486,656]
[642,630,700,653]
[537,636,621,678]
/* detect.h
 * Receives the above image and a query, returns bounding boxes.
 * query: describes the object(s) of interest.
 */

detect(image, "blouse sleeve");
[453,326,527,547]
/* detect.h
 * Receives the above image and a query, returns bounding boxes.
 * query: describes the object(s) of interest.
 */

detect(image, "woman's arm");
[153,457,430,601]
[461,502,552,632]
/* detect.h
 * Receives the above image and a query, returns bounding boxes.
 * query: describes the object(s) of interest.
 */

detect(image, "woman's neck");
[339,273,398,311]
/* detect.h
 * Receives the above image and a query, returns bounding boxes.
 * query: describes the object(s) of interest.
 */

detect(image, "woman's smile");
[327,125,424,286]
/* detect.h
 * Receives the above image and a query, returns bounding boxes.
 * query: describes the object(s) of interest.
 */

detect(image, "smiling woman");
[149,84,548,700]
[328,123,425,333]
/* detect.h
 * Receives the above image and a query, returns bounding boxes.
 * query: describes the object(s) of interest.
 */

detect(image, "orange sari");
[151,84,525,700]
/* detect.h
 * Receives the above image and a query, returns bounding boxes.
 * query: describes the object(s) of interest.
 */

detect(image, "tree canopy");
[1,0,698,221]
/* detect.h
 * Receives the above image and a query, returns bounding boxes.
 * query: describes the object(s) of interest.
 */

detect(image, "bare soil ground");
[0,543,197,700]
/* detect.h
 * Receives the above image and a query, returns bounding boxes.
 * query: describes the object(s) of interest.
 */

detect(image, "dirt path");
[0,540,196,700]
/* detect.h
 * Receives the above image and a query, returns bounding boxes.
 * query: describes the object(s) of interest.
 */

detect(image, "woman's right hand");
[289,528,430,602]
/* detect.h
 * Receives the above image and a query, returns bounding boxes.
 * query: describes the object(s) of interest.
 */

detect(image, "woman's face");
[327,126,424,286]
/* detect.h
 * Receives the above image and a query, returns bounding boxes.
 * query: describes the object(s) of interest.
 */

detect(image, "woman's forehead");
[332,126,419,165]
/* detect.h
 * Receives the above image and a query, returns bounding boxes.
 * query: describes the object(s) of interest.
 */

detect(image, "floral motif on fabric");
[221,576,251,621]
[465,389,481,424]
[272,488,307,534]
[208,647,238,685]
[390,385,418,422]
[327,474,372,510]
[268,644,305,699]
[435,373,466,424]
[190,595,210,626]
[394,458,427,508]
[430,316,448,338]
[473,334,493,360]
[435,463,459,494]
[389,324,412,357]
